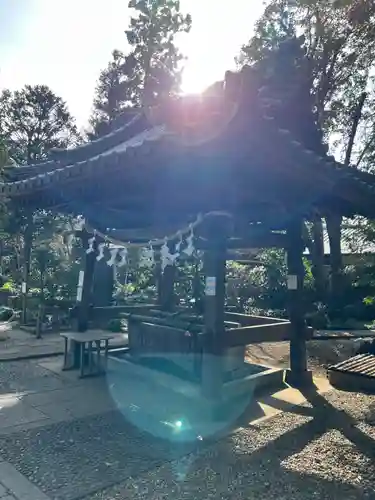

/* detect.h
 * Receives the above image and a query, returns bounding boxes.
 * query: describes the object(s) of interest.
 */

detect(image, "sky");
[0,0,264,129]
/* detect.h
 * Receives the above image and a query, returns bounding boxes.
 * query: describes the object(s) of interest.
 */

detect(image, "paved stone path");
[0,460,50,500]
[0,356,123,500]
[0,327,127,362]
[0,327,64,361]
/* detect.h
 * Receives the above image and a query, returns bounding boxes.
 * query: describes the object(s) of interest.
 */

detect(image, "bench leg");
[88,341,94,374]
[95,340,101,374]
[104,339,109,371]
[80,342,85,378]
[63,337,68,369]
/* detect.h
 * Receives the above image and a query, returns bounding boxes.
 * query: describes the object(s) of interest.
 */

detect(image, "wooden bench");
[61,331,114,378]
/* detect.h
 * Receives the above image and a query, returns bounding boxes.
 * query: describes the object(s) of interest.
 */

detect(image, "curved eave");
[50,111,148,165]
[0,126,167,198]
[2,90,375,221]
[3,110,148,182]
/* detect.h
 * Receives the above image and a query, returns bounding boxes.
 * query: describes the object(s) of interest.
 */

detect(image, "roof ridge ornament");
[142,72,240,146]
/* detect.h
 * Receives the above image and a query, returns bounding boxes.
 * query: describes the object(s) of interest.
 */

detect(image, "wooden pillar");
[67,234,97,369]
[192,261,204,314]
[201,213,231,400]
[92,258,114,307]
[76,234,97,332]
[154,255,163,307]
[159,246,176,311]
[285,218,313,387]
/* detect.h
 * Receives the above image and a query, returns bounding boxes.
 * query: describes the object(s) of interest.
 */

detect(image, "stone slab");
[0,402,48,430]
[0,418,53,437]
[0,461,50,500]
[0,329,63,362]
[21,384,96,407]
[0,328,126,363]
[0,483,8,497]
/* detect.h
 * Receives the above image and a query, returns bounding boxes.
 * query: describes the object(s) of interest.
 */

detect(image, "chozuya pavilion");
[3,38,375,433]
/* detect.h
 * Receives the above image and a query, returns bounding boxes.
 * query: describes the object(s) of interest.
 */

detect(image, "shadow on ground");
[0,378,373,500]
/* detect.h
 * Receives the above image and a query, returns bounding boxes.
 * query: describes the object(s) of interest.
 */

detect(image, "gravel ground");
[0,409,199,500]
[1,352,374,500]
[1,385,374,500]
[83,390,375,500]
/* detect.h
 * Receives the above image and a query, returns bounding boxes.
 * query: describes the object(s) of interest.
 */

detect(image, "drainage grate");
[328,354,375,393]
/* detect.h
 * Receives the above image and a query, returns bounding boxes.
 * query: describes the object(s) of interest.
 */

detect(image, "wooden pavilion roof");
[2,38,375,237]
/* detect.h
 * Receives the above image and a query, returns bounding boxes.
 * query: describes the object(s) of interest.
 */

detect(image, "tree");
[292,0,375,299]
[89,50,133,138]
[236,0,296,65]
[239,0,375,299]
[0,85,80,323]
[88,0,191,137]
[0,139,8,170]
[0,85,80,165]
[125,0,191,106]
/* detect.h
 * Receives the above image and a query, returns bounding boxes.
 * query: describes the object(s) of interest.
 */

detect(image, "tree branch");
[345,91,367,167]
[355,135,375,168]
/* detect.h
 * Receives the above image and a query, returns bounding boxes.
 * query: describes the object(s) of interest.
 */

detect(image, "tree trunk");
[36,270,45,339]
[311,217,326,300]
[303,219,326,299]
[326,213,342,299]
[21,215,34,325]
[326,91,367,300]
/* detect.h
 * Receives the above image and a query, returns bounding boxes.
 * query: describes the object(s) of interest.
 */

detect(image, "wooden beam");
[225,312,288,326]
[124,314,239,332]
[197,232,287,250]
[226,322,288,347]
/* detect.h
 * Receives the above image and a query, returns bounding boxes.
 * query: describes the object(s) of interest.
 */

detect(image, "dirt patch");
[246,339,358,376]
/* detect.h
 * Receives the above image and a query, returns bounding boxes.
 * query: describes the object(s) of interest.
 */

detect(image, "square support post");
[92,258,115,307]
[154,255,163,307]
[77,248,96,332]
[159,248,176,311]
[68,235,97,369]
[201,213,231,400]
[285,218,313,387]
